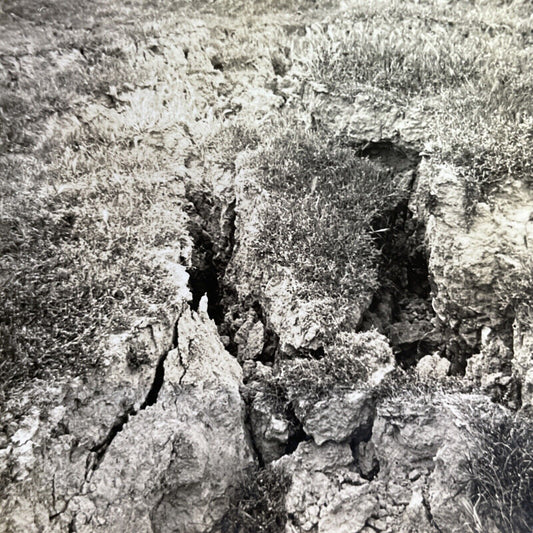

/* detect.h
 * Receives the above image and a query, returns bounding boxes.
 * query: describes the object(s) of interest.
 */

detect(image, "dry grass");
[293,0,533,212]
[0,0,201,398]
[375,379,533,533]
[253,125,408,302]
[0,0,315,399]
[214,118,410,311]
[211,464,291,533]
[463,410,533,533]
[275,330,393,402]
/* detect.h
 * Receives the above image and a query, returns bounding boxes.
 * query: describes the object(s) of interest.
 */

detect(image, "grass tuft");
[464,411,533,533]
[246,125,409,303]
[211,465,291,533]
[293,0,533,215]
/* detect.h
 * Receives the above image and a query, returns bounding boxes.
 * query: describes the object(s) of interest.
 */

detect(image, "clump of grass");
[245,331,392,412]
[277,346,368,403]
[248,126,408,303]
[202,121,263,170]
[275,329,395,402]
[373,378,533,533]
[371,368,472,405]
[463,411,533,533]
[212,465,291,533]
[436,112,533,221]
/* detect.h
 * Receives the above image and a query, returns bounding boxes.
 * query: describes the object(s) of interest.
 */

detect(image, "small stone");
[408,469,421,481]
[307,504,320,521]
[388,483,411,506]
[367,517,387,531]
[416,354,450,380]
[302,520,314,531]
[219,335,230,346]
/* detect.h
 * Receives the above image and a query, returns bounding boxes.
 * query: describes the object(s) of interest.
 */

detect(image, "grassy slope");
[1,0,532,397]
[1,1,532,530]
[0,0,188,398]
[0,0,336,399]
[293,0,533,210]
[217,0,533,337]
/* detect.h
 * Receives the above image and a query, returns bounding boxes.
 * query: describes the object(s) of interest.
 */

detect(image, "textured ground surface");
[1,0,532,532]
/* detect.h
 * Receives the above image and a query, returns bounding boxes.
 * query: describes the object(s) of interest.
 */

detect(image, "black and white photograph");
[0,0,532,531]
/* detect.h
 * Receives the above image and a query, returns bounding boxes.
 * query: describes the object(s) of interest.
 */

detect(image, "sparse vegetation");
[0,166,189,395]
[371,368,473,405]
[495,254,533,320]
[203,121,263,170]
[212,465,291,533]
[0,0,203,398]
[274,330,395,402]
[0,0,296,399]
[374,380,533,533]
[277,347,368,403]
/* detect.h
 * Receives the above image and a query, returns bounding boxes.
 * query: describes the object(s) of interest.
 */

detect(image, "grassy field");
[0,0,334,399]
[293,0,533,213]
[1,0,533,401]
[214,0,533,332]
[1,2,532,531]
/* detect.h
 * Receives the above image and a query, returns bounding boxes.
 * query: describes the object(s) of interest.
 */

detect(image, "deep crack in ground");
[86,310,183,476]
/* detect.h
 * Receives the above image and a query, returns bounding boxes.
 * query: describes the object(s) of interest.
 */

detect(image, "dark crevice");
[350,418,380,481]
[357,144,442,368]
[285,421,309,455]
[423,495,444,533]
[184,187,266,367]
[350,420,374,446]
[361,459,380,482]
[258,327,280,364]
[358,145,483,374]
[140,351,167,409]
[301,346,326,360]
[362,193,461,371]
[87,405,137,475]
[244,402,266,468]
[188,231,225,323]
[252,301,281,365]
[189,263,224,321]
[210,56,224,71]
[184,186,282,368]
[353,140,420,172]
[186,192,236,327]
[184,185,290,370]
[86,312,182,474]
[242,377,309,467]
[284,400,310,456]
[363,193,442,366]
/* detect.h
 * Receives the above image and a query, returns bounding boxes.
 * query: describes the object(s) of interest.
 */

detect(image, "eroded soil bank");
[1,0,533,532]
